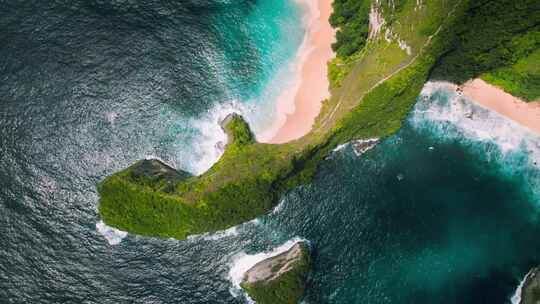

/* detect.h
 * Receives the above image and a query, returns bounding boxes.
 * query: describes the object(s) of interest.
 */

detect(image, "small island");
[519,267,540,304]
[240,241,311,304]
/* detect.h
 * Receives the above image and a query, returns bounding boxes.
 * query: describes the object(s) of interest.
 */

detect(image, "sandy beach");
[461,79,540,135]
[261,0,540,143]
[264,0,335,144]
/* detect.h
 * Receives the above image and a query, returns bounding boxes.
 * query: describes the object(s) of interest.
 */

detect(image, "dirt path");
[316,1,462,132]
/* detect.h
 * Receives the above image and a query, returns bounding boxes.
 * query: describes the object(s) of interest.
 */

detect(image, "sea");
[1,0,539,303]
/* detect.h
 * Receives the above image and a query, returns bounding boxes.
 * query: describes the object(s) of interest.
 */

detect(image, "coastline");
[262,0,335,144]
[460,79,540,136]
[97,0,540,245]
[260,0,539,143]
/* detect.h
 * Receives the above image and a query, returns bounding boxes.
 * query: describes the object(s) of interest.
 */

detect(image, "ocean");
[1,0,539,303]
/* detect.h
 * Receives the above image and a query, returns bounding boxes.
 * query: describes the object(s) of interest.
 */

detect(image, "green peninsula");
[98,0,540,240]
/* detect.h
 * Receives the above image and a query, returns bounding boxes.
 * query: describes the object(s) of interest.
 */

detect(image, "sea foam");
[271,199,286,215]
[411,82,540,202]
[96,221,127,245]
[186,225,239,242]
[180,100,253,175]
[413,82,540,161]
[511,270,532,304]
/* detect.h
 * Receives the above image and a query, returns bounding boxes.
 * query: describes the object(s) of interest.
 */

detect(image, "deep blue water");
[1,1,540,303]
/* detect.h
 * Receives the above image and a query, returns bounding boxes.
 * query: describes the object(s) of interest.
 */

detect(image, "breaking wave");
[410,82,540,203]
[510,270,531,304]
[96,221,128,245]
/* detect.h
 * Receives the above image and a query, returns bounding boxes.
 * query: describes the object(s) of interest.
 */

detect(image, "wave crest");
[96,221,127,245]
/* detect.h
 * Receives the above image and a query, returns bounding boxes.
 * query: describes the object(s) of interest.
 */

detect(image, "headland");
[97,0,539,241]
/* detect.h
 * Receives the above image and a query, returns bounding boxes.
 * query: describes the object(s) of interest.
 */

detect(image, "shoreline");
[460,79,540,136]
[261,0,335,144]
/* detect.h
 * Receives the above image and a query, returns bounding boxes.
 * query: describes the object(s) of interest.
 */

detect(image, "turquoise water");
[1,0,540,303]
[264,84,540,303]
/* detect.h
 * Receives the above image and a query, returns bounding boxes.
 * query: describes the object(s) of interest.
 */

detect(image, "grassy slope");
[98,0,538,240]
[482,47,540,101]
[99,115,291,239]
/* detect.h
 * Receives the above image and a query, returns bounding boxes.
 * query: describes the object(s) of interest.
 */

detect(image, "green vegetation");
[221,113,255,147]
[241,243,311,304]
[430,0,540,89]
[98,0,539,240]
[329,0,371,57]
[429,0,540,100]
[482,48,540,101]
[98,114,289,239]
[328,0,454,89]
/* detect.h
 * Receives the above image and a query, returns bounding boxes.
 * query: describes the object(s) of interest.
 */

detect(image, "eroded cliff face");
[521,267,540,304]
[241,241,311,304]
[129,159,192,192]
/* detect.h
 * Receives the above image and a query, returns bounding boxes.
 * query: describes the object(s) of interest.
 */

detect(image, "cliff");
[97,0,539,240]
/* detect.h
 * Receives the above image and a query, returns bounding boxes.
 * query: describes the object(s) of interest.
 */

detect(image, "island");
[97,0,540,240]
[240,241,311,304]
[519,267,540,304]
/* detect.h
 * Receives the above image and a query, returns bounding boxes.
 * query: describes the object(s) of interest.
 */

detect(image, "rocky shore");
[351,138,380,156]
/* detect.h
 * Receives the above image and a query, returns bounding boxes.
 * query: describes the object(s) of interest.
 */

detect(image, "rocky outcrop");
[219,112,241,130]
[241,241,311,304]
[351,138,379,156]
[129,159,192,192]
[520,267,540,304]
[219,113,255,147]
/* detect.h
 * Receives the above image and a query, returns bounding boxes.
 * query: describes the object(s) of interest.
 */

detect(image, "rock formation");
[241,241,311,304]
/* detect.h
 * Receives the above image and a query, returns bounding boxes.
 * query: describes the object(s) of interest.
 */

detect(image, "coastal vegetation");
[98,0,540,240]
[98,114,288,239]
[329,0,371,57]
[482,48,540,101]
[429,0,540,100]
